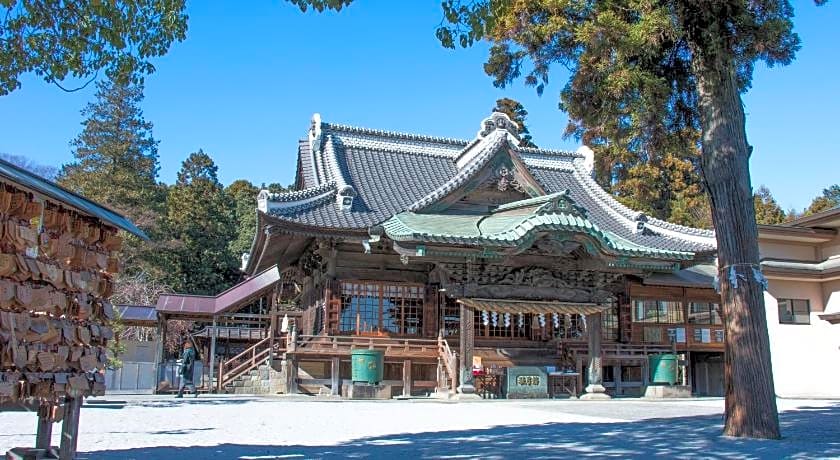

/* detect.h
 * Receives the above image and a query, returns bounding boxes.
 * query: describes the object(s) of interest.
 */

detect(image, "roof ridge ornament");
[309,113,323,155]
[535,190,588,217]
[478,112,521,139]
[576,145,595,176]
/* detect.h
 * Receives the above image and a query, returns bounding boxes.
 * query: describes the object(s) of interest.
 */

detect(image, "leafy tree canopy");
[162,150,238,295]
[753,185,786,225]
[227,179,260,261]
[804,184,840,216]
[0,0,188,95]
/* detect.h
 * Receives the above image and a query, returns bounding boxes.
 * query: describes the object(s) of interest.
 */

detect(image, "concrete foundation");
[643,385,692,398]
[343,383,391,400]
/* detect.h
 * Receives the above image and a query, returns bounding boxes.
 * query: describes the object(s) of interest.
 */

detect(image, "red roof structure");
[156,265,281,317]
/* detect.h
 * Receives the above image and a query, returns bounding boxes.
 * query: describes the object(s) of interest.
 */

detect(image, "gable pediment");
[416,140,547,214]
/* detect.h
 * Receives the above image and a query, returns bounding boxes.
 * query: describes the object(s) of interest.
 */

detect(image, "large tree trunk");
[693,49,780,438]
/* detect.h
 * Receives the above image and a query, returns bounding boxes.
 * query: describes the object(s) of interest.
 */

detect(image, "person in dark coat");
[176,341,198,398]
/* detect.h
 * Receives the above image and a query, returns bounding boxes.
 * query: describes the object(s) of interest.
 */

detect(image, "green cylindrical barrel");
[649,354,678,385]
[351,349,384,384]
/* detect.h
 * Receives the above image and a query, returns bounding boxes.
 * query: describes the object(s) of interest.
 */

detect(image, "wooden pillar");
[402,359,412,397]
[458,304,475,393]
[286,357,299,394]
[59,395,82,460]
[208,315,218,393]
[154,314,168,394]
[331,357,340,396]
[581,312,610,399]
[613,364,622,397]
[35,402,53,450]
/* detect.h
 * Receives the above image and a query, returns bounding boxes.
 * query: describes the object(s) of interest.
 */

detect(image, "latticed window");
[632,300,684,324]
[688,302,722,325]
[602,305,619,341]
[440,296,461,337]
[339,282,424,335]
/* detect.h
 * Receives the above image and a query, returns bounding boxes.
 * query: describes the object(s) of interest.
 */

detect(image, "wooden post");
[154,314,168,394]
[331,357,340,396]
[35,402,53,450]
[457,303,475,394]
[613,364,622,396]
[59,395,83,460]
[286,357,299,394]
[581,312,610,399]
[402,359,412,397]
[208,315,217,393]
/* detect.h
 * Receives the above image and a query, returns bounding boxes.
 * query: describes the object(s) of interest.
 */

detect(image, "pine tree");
[491,98,536,147]
[162,151,238,295]
[753,186,786,225]
[804,185,840,216]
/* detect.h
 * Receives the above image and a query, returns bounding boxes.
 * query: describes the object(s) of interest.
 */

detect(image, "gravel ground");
[1,396,837,459]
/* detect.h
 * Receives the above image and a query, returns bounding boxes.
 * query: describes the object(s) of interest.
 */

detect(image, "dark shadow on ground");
[124,397,257,409]
[78,404,840,459]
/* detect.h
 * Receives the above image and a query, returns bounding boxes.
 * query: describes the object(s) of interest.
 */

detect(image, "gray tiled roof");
[263,114,716,254]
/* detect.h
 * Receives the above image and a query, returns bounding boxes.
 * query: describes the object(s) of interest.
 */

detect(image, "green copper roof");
[382,192,694,261]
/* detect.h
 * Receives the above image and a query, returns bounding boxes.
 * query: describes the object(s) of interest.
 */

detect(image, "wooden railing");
[629,323,725,349]
[291,334,439,357]
[437,333,458,392]
[217,336,273,392]
[564,342,674,358]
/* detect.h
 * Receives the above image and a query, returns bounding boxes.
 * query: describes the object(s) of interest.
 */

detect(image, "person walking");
[176,341,198,398]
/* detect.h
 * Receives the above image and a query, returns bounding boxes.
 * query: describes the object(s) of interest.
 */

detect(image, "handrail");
[217,336,276,392]
[437,333,458,392]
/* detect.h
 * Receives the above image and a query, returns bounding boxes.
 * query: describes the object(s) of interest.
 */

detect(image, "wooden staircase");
[437,334,458,393]
[217,336,284,392]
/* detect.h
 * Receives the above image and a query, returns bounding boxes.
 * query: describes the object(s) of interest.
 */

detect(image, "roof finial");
[477,112,520,139]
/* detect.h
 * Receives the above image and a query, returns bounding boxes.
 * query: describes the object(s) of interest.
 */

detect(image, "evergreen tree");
[59,79,163,226]
[753,186,786,225]
[226,179,260,262]
[804,185,840,216]
[491,98,536,147]
[58,79,166,272]
[162,151,238,295]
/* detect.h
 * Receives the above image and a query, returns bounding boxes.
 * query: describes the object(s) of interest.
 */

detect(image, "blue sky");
[1,1,837,211]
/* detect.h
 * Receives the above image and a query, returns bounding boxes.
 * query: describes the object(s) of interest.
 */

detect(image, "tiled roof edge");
[261,182,336,202]
[322,122,471,146]
[570,160,716,243]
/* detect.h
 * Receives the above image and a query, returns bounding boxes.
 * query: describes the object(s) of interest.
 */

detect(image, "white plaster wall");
[765,284,840,399]
[823,280,840,314]
[820,235,840,259]
[758,241,817,262]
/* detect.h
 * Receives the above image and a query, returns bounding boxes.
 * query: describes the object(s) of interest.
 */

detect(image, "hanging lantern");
[481,310,489,326]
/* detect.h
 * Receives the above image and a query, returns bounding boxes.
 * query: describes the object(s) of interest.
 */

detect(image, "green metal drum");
[351,349,384,384]
[649,354,678,385]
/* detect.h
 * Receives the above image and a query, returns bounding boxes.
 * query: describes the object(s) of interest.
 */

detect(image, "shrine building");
[236,111,732,399]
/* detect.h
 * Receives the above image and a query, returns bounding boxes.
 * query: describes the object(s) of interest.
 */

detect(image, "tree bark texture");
[693,42,780,438]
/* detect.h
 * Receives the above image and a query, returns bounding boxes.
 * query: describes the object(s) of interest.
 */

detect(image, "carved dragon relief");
[434,262,622,303]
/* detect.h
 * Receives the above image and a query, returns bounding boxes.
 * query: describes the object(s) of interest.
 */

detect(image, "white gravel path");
[1,397,837,459]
